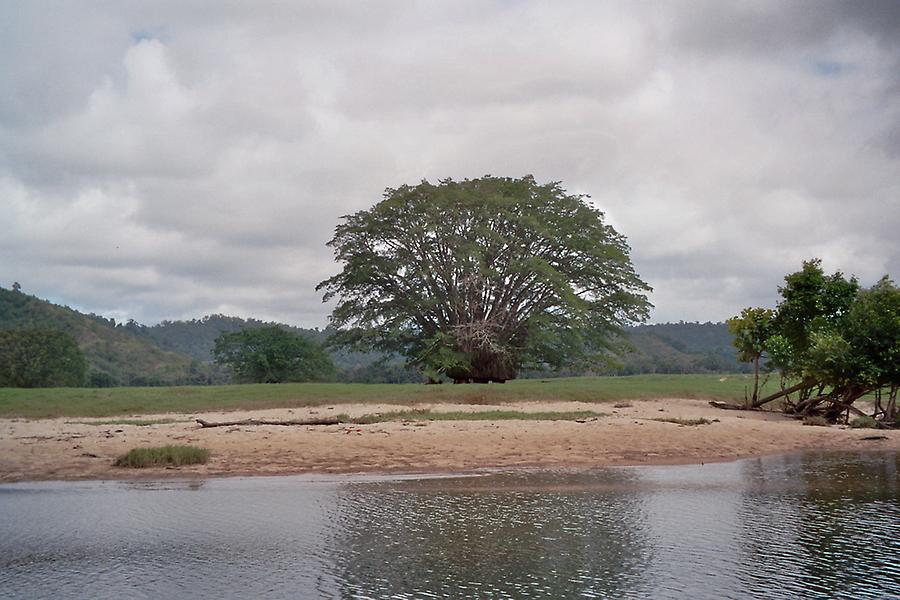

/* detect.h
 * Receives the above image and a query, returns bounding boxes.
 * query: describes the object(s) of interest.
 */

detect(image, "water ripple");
[0,452,897,599]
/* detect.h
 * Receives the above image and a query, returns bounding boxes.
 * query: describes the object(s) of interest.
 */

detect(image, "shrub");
[849,416,879,429]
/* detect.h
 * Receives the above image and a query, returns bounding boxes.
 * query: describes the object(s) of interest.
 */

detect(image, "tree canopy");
[0,328,87,387]
[729,260,899,425]
[212,326,335,383]
[318,175,652,382]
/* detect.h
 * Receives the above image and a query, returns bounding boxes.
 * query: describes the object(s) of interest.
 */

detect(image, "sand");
[1,398,897,483]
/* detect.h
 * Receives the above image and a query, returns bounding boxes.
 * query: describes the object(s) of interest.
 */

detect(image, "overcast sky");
[1,1,898,328]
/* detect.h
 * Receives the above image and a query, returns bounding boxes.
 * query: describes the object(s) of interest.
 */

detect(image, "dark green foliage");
[213,326,336,383]
[319,175,651,382]
[730,260,899,424]
[0,287,215,386]
[0,329,87,387]
[114,445,209,468]
[143,314,320,361]
[87,370,118,388]
[766,259,860,377]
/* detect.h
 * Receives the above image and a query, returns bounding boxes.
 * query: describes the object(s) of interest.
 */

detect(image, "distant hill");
[0,287,214,386]
[142,315,418,383]
[144,315,747,380]
[1,286,746,386]
[615,322,748,375]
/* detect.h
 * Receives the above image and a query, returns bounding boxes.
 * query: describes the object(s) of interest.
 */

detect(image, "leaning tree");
[317,175,651,382]
[727,260,899,425]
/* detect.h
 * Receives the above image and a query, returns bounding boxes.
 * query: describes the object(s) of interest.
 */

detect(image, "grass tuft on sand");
[69,418,188,426]
[114,445,210,468]
[350,409,603,424]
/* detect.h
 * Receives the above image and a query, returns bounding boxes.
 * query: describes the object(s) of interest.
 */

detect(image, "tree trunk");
[886,385,898,422]
[752,380,811,409]
[748,356,760,409]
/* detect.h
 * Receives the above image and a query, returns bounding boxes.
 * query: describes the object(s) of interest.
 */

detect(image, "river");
[1,451,897,599]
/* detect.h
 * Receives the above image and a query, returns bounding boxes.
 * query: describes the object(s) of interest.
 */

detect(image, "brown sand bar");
[1,398,897,483]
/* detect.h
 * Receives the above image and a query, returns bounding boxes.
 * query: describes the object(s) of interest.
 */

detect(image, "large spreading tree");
[318,175,652,382]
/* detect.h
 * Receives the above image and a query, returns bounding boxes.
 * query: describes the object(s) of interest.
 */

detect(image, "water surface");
[1,452,897,599]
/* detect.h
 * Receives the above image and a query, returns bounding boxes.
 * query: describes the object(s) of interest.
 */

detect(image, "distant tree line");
[0,329,87,387]
[213,327,334,383]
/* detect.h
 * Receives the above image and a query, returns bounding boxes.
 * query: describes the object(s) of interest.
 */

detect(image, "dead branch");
[196,417,343,428]
[752,380,812,408]
[708,401,750,411]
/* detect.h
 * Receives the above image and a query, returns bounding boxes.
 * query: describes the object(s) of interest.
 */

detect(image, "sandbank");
[1,398,897,483]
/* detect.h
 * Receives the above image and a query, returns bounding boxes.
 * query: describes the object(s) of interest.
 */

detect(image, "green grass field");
[0,374,779,419]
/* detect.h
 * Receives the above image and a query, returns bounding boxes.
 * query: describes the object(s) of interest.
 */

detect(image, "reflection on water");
[333,469,650,598]
[0,452,897,599]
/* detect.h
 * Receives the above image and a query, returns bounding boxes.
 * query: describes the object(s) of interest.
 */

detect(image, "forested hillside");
[0,288,214,386]
[140,316,413,383]
[1,286,747,386]
[143,316,748,379]
[617,322,749,375]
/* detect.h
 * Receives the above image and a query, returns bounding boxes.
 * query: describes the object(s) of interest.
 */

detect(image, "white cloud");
[1,1,897,326]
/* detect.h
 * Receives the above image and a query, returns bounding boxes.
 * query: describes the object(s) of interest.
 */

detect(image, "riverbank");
[2,398,897,482]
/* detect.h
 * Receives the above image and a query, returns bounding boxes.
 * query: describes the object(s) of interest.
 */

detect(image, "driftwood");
[708,401,750,411]
[196,417,343,428]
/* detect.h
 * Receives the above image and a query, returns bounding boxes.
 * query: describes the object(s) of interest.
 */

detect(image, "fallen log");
[196,417,343,428]
[708,401,749,411]
[752,380,813,408]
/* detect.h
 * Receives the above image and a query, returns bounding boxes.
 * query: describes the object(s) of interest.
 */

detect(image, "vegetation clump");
[114,445,210,468]
[213,326,335,383]
[802,416,830,427]
[848,416,879,429]
[70,418,186,426]
[0,329,87,388]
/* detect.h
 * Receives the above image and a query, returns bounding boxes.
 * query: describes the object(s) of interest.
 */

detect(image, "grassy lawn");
[0,374,773,419]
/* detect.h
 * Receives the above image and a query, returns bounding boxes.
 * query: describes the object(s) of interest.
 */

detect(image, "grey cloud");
[1,1,897,328]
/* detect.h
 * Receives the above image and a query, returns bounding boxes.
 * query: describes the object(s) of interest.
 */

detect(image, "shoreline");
[2,398,897,484]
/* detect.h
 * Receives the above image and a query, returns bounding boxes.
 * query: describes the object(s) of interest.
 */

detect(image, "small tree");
[729,260,899,425]
[213,327,335,383]
[726,307,773,407]
[318,175,651,382]
[0,329,87,387]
